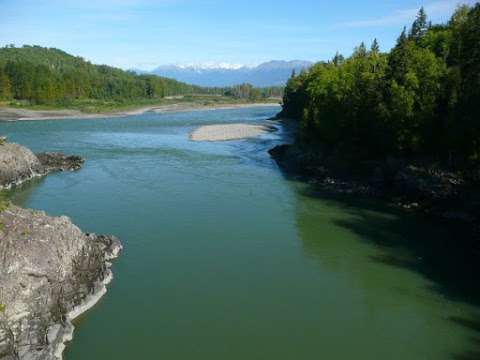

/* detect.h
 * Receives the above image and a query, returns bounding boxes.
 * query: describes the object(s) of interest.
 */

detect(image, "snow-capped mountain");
[137,60,313,87]
[175,62,245,70]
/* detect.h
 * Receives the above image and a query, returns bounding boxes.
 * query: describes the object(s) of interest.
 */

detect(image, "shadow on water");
[3,176,47,207]
[450,315,480,359]
[300,185,480,305]
[296,184,480,358]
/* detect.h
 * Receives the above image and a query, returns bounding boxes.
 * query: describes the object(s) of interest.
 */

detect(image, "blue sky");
[0,0,476,69]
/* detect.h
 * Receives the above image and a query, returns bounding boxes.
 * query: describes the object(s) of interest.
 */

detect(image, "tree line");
[281,4,480,167]
[0,45,202,104]
[224,83,283,100]
[0,45,283,105]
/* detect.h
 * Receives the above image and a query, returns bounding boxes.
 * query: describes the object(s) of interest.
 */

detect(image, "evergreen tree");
[371,38,380,54]
[398,27,408,46]
[332,51,345,66]
[0,67,12,100]
[410,7,429,41]
[279,4,479,165]
[0,46,207,104]
[354,42,368,57]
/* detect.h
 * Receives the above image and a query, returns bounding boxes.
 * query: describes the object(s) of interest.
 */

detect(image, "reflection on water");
[5,176,47,205]
[1,105,480,359]
[295,186,480,359]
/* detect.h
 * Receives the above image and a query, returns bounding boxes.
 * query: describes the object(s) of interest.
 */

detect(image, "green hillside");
[0,45,200,105]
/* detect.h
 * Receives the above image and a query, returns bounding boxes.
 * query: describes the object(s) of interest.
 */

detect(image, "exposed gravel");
[190,123,275,142]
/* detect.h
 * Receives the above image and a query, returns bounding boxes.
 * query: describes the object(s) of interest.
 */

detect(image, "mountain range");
[133,60,313,87]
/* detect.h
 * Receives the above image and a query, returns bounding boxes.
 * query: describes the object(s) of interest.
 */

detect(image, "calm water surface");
[1,106,479,359]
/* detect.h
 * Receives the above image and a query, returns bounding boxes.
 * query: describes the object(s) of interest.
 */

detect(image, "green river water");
[1,106,479,359]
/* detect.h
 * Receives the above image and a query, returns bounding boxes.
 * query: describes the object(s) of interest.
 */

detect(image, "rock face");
[0,143,43,190]
[36,153,84,173]
[268,144,309,175]
[0,142,84,190]
[0,140,121,359]
[0,206,122,360]
[269,143,464,198]
[269,143,479,220]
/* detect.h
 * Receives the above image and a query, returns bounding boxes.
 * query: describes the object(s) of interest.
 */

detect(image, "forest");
[0,46,282,106]
[281,4,480,168]
[0,46,203,104]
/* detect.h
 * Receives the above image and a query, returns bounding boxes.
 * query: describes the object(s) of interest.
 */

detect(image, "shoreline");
[43,238,122,360]
[269,142,480,241]
[0,102,281,122]
[0,142,122,360]
[54,267,117,360]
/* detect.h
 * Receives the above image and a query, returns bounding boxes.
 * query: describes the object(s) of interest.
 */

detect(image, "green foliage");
[0,192,9,213]
[0,46,281,107]
[281,69,310,119]
[0,304,5,313]
[410,7,429,41]
[223,83,283,100]
[280,5,480,165]
[0,66,12,100]
[0,45,201,105]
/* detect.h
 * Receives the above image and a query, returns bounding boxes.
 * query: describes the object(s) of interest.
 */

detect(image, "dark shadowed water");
[1,106,479,360]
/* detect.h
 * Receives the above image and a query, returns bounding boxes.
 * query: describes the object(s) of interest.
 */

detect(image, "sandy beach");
[190,123,276,141]
[0,102,280,121]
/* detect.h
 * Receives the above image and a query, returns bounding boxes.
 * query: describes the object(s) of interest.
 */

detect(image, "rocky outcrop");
[0,140,121,359]
[269,143,479,222]
[272,143,460,190]
[268,144,312,175]
[0,206,122,360]
[0,142,84,190]
[36,153,84,173]
[0,143,43,190]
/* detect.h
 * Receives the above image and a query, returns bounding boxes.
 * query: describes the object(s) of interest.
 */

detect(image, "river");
[1,105,479,359]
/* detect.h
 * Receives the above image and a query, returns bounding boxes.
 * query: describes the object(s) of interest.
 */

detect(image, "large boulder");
[0,140,118,360]
[0,143,43,189]
[0,142,84,190]
[36,153,84,173]
[0,206,122,360]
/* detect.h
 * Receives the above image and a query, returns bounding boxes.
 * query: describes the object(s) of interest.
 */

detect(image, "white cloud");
[337,0,469,28]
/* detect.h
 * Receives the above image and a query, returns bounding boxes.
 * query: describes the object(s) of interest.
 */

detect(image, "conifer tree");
[371,38,380,53]
[410,7,429,40]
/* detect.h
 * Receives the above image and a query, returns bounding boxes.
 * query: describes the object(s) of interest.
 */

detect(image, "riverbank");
[0,140,122,360]
[269,141,480,249]
[0,206,122,360]
[0,100,280,122]
[0,141,84,190]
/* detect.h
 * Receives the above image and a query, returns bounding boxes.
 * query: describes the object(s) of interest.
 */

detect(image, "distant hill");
[0,45,200,104]
[141,60,313,87]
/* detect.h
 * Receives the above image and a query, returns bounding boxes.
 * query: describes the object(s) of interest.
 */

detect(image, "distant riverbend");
[1,105,479,360]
